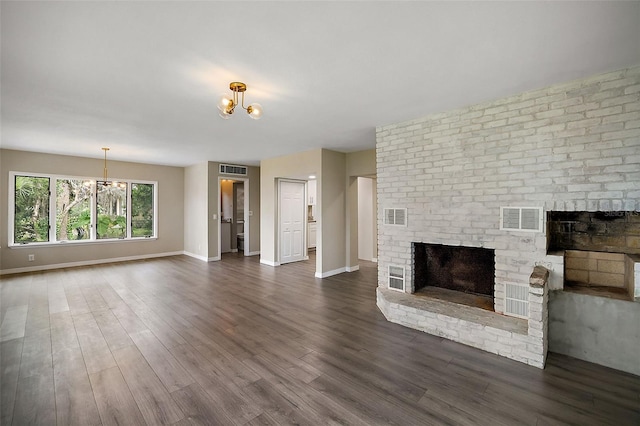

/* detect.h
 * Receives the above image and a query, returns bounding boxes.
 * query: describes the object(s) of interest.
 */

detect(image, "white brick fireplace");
[375,67,640,369]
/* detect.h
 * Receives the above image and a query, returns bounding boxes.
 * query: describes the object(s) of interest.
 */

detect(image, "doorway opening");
[219,177,249,258]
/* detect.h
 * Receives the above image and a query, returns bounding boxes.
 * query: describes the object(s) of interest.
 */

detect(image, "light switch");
[213,214,217,220]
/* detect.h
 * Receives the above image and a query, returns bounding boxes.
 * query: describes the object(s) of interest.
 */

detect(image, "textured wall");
[376,67,640,313]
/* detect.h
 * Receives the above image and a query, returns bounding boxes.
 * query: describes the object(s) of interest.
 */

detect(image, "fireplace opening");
[412,243,495,311]
[547,211,639,301]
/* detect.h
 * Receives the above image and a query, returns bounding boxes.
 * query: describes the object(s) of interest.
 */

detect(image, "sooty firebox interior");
[412,243,495,310]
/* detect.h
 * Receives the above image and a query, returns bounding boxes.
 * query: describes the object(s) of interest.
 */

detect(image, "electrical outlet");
[28,254,35,262]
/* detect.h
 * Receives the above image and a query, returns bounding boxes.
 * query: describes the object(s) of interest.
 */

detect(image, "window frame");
[8,171,158,248]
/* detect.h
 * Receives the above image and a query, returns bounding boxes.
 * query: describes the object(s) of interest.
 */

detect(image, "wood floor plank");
[12,372,56,425]
[0,338,23,425]
[93,308,134,351]
[89,366,146,426]
[129,329,195,393]
[0,305,28,342]
[73,312,117,374]
[112,344,185,425]
[170,382,236,425]
[169,343,261,424]
[51,311,101,426]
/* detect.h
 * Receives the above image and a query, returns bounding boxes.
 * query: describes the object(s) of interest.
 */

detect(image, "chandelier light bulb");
[247,103,263,120]
[217,94,233,113]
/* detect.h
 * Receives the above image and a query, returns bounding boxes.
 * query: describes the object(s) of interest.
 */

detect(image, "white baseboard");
[245,251,260,256]
[0,251,184,275]
[372,257,378,263]
[346,265,360,272]
[315,266,347,278]
[260,258,280,266]
[183,251,208,261]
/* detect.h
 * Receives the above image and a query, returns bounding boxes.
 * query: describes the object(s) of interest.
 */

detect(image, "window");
[96,183,127,239]
[9,172,157,246]
[56,178,91,241]
[14,175,50,243]
[131,183,154,238]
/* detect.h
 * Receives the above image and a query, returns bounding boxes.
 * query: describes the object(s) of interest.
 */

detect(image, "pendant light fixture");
[97,147,125,188]
[217,82,263,120]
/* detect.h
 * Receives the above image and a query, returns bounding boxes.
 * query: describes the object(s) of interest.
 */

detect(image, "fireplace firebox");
[412,242,495,302]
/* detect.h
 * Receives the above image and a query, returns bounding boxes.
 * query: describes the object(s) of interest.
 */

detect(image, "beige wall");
[320,149,347,275]
[1,149,184,272]
[184,162,209,260]
[345,149,377,270]
[260,149,322,270]
[260,148,375,277]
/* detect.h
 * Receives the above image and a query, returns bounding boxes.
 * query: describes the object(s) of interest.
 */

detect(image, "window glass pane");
[56,179,92,241]
[14,175,50,243]
[96,183,127,239]
[131,183,154,237]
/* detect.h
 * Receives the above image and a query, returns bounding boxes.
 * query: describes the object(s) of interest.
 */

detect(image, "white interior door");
[279,180,305,264]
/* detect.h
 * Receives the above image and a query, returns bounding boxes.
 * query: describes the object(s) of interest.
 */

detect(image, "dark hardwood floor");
[1,253,638,425]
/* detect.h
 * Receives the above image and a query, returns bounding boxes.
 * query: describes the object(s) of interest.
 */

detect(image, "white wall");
[184,162,209,260]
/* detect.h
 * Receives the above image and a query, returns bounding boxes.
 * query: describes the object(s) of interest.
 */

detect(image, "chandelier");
[217,82,263,120]
[97,148,125,188]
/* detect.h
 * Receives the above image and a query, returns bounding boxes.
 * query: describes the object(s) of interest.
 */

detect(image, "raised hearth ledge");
[377,270,549,369]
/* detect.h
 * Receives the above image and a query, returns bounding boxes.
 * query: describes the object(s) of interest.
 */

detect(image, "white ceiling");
[2,2,639,167]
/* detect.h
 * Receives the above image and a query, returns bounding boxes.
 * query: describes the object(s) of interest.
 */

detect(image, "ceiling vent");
[384,208,407,226]
[219,164,247,176]
[500,207,543,232]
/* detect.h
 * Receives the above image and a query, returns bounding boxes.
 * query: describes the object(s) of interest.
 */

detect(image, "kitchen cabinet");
[308,180,316,205]
[308,222,317,249]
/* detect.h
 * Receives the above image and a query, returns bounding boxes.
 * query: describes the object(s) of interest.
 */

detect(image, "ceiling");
[2,2,639,167]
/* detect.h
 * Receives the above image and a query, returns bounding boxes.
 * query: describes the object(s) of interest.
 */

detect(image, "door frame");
[218,177,249,258]
[276,178,308,264]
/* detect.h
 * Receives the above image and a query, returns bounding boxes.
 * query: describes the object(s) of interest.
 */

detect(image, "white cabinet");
[308,222,317,249]
[307,180,316,205]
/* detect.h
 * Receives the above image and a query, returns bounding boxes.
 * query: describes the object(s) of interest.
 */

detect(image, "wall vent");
[500,207,543,232]
[504,282,529,319]
[384,208,407,226]
[219,164,248,176]
[388,265,405,292]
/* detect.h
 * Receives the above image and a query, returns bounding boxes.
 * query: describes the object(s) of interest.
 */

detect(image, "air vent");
[500,207,543,232]
[219,164,247,176]
[388,265,405,291]
[384,208,407,226]
[504,283,529,318]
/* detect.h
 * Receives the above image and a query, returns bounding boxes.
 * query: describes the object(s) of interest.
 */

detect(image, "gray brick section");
[376,67,639,368]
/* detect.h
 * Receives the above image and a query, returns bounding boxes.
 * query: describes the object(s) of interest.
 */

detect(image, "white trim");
[183,251,208,261]
[246,250,260,256]
[372,257,378,263]
[260,258,280,266]
[9,171,158,247]
[346,265,360,272]
[315,267,346,278]
[0,251,183,275]
[208,256,221,262]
